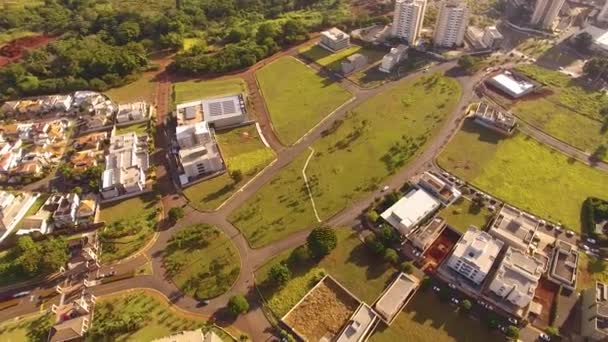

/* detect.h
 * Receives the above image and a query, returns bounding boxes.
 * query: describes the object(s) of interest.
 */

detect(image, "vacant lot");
[437,123,608,232]
[91,290,235,341]
[299,44,386,72]
[284,278,359,341]
[183,124,275,211]
[370,290,505,342]
[256,56,352,145]
[105,72,157,104]
[509,65,608,160]
[163,224,240,299]
[231,73,461,247]
[256,229,398,317]
[115,121,148,136]
[173,78,247,105]
[438,197,494,233]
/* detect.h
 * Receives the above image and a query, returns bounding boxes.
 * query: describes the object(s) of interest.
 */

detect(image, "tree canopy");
[306,226,337,259]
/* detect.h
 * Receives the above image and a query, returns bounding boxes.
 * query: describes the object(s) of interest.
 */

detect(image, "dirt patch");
[0,35,55,68]
[419,228,459,273]
[284,277,359,341]
[531,278,558,328]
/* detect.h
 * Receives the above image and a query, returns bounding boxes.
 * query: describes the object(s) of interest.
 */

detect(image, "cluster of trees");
[2,236,69,277]
[58,163,104,191]
[365,225,401,265]
[458,55,484,75]
[582,197,608,240]
[583,58,608,83]
[228,293,249,316]
[89,300,147,339]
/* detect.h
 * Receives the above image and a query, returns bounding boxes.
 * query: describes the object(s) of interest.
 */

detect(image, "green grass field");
[0,313,51,342]
[438,197,494,233]
[92,291,234,341]
[256,56,352,145]
[510,65,608,160]
[115,121,149,136]
[299,44,386,72]
[437,122,608,232]
[183,125,275,211]
[231,73,461,247]
[173,78,247,105]
[164,225,240,299]
[370,290,505,342]
[105,72,157,104]
[255,229,397,317]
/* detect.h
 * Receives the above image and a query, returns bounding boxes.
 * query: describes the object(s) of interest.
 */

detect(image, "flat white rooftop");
[490,73,534,96]
[374,273,419,324]
[451,227,503,276]
[336,304,378,342]
[381,189,441,236]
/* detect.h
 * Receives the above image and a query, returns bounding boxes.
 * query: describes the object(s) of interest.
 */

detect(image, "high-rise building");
[598,1,608,22]
[392,0,427,45]
[433,0,470,47]
[530,0,566,30]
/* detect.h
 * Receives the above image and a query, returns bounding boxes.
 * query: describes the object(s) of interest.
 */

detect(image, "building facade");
[482,26,504,49]
[392,0,427,45]
[379,45,408,73]
[433,0,469,47]
[530,0,566,30]
[320,28,351,52]
[446,227,503,285]
[176,121,224,184]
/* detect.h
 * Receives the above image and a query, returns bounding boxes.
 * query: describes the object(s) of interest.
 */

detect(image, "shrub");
[460,299,472,313]
[506,325,519,339]
[365,209,379,223]
[288,245,309,265]
[365,235,386,255]
[168,207,185,222]
[306,227,337,259]
[267,263,291,288]
[383,248,399,264]
[420,276,432,291]
[228,294,249,316]
[400,261,414,274]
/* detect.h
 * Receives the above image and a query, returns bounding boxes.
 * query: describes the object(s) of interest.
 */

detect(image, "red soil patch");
[419,228,459,272]
[531,278,559,328]
[0,35,56,68]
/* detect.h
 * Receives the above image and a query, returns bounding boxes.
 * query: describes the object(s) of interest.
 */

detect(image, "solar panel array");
[207,99,238,117]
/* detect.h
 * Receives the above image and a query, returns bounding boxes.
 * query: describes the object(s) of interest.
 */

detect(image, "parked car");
[432,286,441,293]
[587,237,597,245]
[582,244,590,251]
[448,283,457,289]
[566,230,574,237]
[381,185,390,192]
[451,297,460,305]
[508,317,518,325]
[12,291,31,298]
[539,333,551,341]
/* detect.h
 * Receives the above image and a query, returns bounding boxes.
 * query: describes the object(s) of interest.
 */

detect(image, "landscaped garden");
[256,56,353,145]
[370,290,505,342]
[173,78,247,105]
[298,44,386,72]
[437,122,608,232]
[105,72,157,104]
[231,73,461,247]
[163,224,240,300]
[0,313,52,342]
[183,124,275,211]
[99,194,157,262]
[438,197,494,234]
[115,121,149,136]
[89,290,236,341]
[508,65,608,161]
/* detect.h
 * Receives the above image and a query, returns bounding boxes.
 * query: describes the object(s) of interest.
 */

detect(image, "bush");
[506,325,519,339]
[365,209,379,223]
[168,207,185,222]
[267,263,291,288]
[460,299,472,312]
[383,248,399,264]
[545,326,559,337]
[306,227,337,259]
[420,276,432,291]
[288,245,309,266]
[228,294,249,316]
[365,235,386,255]
[400,261,414,274]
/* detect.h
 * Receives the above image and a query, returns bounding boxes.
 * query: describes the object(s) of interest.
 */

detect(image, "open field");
[92,290,234,341]
[100,193,157,223]
[349,53,431,89]
[255,229,398,317]
[183,125,275,211]
[163,224,240,299]
[231,73,461,247]
[370,290,505,342]
[115,121,149,136]
[507,65,608,160]
[105,72,157,104]
[299,44,386,72]
[256,56,353,145]
[438,197,494,233]
[173,78,247,105]
[284,278,359,341]
[0,313,51,342]
[437,122,608,232]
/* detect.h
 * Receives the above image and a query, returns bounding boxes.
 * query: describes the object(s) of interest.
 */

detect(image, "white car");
[381,185,390,192]
[12,291,31,298]
[451,298,459,305]
[582,244,590,251]
[539,333,551,341]
[448,283,457,289]
[587,238,597,245]
[432,286,441,292]
[566,230,574,237]
[508,317,518,325]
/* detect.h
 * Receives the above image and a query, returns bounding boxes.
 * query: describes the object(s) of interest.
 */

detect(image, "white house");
[116,102,149,123]
[381,189,441,236]
[446,227,503,285]
[176,121,224,185]
[52,193,81,229]
[379,45,408,73]
[100,132,149,199]
[320,28,351,52]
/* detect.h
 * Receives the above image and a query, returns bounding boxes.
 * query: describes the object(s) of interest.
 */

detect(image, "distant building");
[488,247,545,308]
[49,292,96,342]
[152,330,223,342]
[548,240,578,290]
[409,217,447,252]
[530,0,566,30]
[380,188,441,237]
[486,71,536,98]
[392,0,427,45]
[52,193,80,229]
[335,303,378,342]
[341,53,368,75]
[374,273,420,324]
[433,0,470,47]
[482,26,504,49]
[446,227,503,285]
[417,172,461,205]
[320,28,351,52]
[101,132,149,199]
[379,45,408,73]
[571,26,608,55]
[488,206,538,251]
[176,121,224,185]
[470,101,517,135]
[581,282,608,341]
[116,102,149,123]
[176,95,246,129]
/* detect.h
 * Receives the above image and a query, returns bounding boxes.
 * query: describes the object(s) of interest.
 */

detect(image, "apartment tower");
[392,0,427,45]
[599,0,608,22]
[433,0,470,47]
[530,0,566,30]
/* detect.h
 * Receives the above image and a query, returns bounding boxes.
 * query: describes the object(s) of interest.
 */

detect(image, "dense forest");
[0,0,388,101]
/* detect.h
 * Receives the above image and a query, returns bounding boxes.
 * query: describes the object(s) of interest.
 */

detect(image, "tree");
[230,169,243,183]
[17,236,41,275]
[268,263,291,288]
[365,209,379,223]
[306,227,337,259]
[228,294,249,316]
[365,235,385,255]
[574,32,593,52]
[545,326,559,337]
[73,186,82,196]
[420,276,432,291]
[506,325,519,339]
[458,55,482,74]
[168,207,185,222]
[116,21,141,45]
[460,299,472,312]
[39,237,69,273]
[383,248,399,264]
[288,245,309,265]
[400,261,414,274]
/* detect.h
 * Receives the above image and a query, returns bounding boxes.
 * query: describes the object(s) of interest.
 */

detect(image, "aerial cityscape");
[0,0,608,341]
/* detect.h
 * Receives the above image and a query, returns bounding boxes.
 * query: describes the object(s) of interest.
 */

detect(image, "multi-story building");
[417,172,461,205]
[176,121,224,185]
[433,0,470,47]
[488,206,538,251]
[530,0,566,30]
[341,53,368,75]
[446,227,503,285]
[49,292,96,342]
[101,132,149,199]
[379,45,408,73]
[581,282,608,341]
[380,188,441,237]
[482,26,504,49]
[392,0,427,45]
[116,102,149,123]
[52,193,80,229]
[488,247,545,308]
[320,28,351,52]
